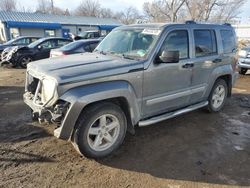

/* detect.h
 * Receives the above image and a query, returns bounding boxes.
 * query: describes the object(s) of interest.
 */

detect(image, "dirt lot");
[0,66,249,188]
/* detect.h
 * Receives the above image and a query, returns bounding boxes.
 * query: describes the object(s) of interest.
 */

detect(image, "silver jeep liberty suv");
[24,21,238,158]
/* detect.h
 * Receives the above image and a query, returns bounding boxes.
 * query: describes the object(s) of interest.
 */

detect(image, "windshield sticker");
[142,29,161,35]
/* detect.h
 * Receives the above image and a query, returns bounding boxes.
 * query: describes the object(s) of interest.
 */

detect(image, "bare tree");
[115,6,141,24]
[143,0,186,22]
[144,0,246,23]
[0,0,17,11]
[36,0,68,15]
[75,0,101,17]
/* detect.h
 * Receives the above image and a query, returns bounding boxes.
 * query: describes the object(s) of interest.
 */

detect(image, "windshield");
[28,38,44,48]
[95,28,162,60]
[4,38,18,45]
[60,41,82,51]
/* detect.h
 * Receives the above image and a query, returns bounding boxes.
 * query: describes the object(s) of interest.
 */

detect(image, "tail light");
[50,51,67,57]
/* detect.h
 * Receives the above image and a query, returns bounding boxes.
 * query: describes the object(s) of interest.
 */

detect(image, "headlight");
[41,77,58,106]
[239,50,247,58]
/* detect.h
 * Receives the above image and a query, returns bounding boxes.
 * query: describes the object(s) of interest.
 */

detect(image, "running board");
[139,101,208,127]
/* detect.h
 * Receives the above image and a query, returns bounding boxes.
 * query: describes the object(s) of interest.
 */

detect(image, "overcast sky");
[18,0,250,21]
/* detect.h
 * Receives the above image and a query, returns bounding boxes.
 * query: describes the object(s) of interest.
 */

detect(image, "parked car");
[238,47,250,75]
[24,22,238,159]
[50,39,101,58]
[2,37,72,68]
[0,36,40,54]
[70,31,101,41]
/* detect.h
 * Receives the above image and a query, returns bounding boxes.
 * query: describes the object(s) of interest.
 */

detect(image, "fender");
[54,80,141,140]
[205,64,234,98]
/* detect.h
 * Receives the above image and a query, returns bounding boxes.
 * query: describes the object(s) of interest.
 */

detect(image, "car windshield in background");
[60,41,83,51]
[95,28,162,60]
[4,38,17,45]
[28,38,44,48]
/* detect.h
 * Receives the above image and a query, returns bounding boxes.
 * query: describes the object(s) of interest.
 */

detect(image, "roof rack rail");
[223,23,232,26]
[185,20,196,24]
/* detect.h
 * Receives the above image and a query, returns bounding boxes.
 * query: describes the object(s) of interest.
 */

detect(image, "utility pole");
[51,0,54,14]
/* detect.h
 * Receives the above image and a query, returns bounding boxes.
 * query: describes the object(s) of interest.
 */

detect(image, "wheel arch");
[55,81,141,140]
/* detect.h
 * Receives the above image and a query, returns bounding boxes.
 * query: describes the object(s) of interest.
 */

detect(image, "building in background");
[0,11,121,42]
[233,24,250,41]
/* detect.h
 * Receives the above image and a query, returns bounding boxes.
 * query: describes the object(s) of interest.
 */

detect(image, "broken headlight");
[41,77,58,106]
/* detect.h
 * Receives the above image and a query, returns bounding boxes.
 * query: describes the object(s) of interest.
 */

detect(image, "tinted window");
[40,40,56,49]
[220,30,236,53]
[161,30,189,59]
[60,41,82,51]
[57,39,70,47]
[84,44,92,52]
[194,30,217,57]
[89,43,98,51]
[31,38,38,43]
[13,38,30,45]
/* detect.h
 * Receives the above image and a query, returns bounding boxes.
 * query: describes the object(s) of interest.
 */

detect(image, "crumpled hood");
[27,52,143,85]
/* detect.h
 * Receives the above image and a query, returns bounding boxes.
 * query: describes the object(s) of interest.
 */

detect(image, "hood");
[28,52,144,85]
[0,44,10,50]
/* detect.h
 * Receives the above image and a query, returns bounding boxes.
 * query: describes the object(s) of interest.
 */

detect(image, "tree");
[115,6,141,25]
[143,0,247,23]
[36,0,67,15]
[143,0,186,22]
[0,0,17,11]
[75,0,101,17]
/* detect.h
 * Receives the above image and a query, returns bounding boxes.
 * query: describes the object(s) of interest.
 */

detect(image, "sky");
[18,0,250,22]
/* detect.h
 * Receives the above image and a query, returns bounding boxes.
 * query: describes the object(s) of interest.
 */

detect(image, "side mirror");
[159,50,179,63]
[37,45,43,50]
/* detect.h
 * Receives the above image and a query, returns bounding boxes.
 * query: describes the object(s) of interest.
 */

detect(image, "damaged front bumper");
[23,92,70,124]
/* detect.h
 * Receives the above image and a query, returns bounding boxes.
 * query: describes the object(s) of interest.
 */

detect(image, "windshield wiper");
[121,54,138,60]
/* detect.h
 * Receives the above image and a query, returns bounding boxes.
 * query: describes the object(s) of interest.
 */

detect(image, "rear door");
[189,28,220,104]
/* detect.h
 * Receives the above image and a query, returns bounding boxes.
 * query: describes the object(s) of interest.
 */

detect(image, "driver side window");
[40,40,56,49]
[160,30,189,59]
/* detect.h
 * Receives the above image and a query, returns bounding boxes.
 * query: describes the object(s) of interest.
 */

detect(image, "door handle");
[213,58,222,63]
[182,63,194,68]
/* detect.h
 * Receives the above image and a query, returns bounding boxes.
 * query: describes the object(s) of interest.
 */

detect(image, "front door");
[142,29,193,118]
[35,39,56,60]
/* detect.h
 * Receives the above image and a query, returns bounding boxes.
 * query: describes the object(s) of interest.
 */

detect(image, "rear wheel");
[18,56,33,68]
[239,68,248,75]
[72,102,127,159]
[207,79,228,112]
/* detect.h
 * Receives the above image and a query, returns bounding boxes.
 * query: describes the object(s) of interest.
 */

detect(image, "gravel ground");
[0,66,250,188]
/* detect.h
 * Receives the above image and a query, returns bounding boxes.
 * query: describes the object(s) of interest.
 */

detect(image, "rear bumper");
[238,58,250,69]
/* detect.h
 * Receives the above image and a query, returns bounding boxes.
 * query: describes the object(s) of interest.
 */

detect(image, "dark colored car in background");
[4,37,72,68]
[70,31,101,40]
[0,36,40,53]
[50,39,101,58]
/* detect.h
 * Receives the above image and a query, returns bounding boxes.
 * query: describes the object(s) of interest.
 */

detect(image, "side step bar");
[139,101,208,127]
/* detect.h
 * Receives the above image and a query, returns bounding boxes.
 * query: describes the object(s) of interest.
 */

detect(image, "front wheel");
[207,79,228,112]
[72,102,127,159]
[18,56,33,68]
[239,68,248,75]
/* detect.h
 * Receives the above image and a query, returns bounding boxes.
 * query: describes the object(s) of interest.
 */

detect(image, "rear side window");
[57,39,71,47]
[161,30,189,59]
[194,30,217,57]
[220,30,236,53]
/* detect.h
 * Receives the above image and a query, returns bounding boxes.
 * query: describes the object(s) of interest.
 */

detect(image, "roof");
[118,22,233,30]
[0,11,121,26]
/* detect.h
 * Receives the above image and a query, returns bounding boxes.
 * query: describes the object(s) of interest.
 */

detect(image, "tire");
[207,79,228,113]
[18,56,33,68]
[72,102,127,159]
[239,68,248,75]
